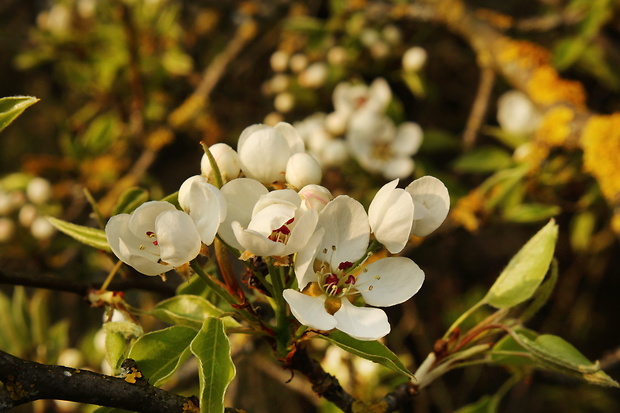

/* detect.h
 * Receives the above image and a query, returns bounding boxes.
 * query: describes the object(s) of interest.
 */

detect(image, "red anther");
[338,261,353,270]
[285,217,295,225]
[345,275,356,284]
[325,273,339,286]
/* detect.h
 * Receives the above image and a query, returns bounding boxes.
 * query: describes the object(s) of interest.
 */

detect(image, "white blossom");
[405,176,450,237]
[497,90,541,135]
[285,152,322,190]
[284,196,424,340]
[105,201,201,276]
[200,143,241,183]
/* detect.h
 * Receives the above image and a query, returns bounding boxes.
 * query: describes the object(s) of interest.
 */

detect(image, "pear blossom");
[283,196,424,340]
[237,122,305,186]
[294,113,348,167]
[347,111,423,179]
[200,143,241,183]
[218,178,318,258]
[497,90,541,136]
[105,201,201,276]
[285,152,322,190]
[178,175,227,245]
[405,176,450,237]
[326,78,392,136]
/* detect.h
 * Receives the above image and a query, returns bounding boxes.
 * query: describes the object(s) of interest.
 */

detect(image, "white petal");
[274,122,305,153]
[247,203,296,237]
[281,208,318,256]
[358,257,424,306]
[405,176,450,237]
[127,201,176,244]
[393,122,423,155]
[298,184,333,213]
[368,180,413,254]
[367,78,392,113]
[283,289,337,331]
[155,210,201,267]
[333,299,390,341]
[316,196,370,269]
[233,222,285,257]
[285,152,322,190]
[238,127,291,184]
[237,124,269,153]
[219,178,268,250]
[383,157,415,180]
[295,227,325,289]
[252,189,300,216]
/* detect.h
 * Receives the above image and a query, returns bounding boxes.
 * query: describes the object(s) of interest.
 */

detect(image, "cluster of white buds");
[0,175,57,243]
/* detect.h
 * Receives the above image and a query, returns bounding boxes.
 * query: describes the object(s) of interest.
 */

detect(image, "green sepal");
[46,216,111,251]
[318,331,414,379]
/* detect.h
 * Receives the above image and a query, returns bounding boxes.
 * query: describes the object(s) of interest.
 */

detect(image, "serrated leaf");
[151,295,239,330]
[0,96,39,133]
[190,318,235,413]
[517,334,619,387]
[112,187,149,215]
[46,216,111,251]
[453,146,514,173]
[318,331,414,379]
[503,203,561,223]
[128,325,197,386]
[485,220,558,309]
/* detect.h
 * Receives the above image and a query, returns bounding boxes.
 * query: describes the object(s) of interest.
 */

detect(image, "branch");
[0,269,177,297]
[0,351,247,413]
[288,347,417,413]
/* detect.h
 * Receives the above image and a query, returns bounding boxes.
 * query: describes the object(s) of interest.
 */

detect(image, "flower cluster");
[105,121,449,340]
[292,78,423,180]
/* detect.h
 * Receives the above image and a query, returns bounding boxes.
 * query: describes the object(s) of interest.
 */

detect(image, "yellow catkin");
[449,190,484,232]
[527,66,586,108]
[582,113,620,203]
[534,106,574,147]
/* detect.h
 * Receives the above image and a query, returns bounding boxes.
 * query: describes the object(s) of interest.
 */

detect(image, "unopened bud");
[200,143,241,183]
[0,218,15,242]
[299,62,328,89]
[270,50,289,72]
[402,47,427,72]
[298,184,333,213]
[27,177,52,204]
[285,152,322,190]
[31,216,55,240]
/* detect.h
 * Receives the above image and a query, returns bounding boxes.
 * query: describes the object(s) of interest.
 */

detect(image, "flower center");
[371,141,393,161]
[146,231,159,246]
[318,261,357,298]
[269,217,295,244]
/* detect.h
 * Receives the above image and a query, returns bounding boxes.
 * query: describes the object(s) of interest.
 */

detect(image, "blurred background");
[1,0,620,412]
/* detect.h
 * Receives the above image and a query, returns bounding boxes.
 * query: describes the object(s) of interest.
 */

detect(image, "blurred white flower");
[218,178,318,258]
[178,176,227,245]
[270,50,289,72]
[31,216,56,240]
[299,62,329,89]
[26,177,52,204]
[105,201,201,276]
[18,204,38,227]
[0,217,15,242]
[237,122,305,185]
[284,196,424,340]
[402,46,428,72]
[200,143,241,183]
[497,90,541,135]
[274,92,295,113]
[290,53,309,73]
[347,111,423,179]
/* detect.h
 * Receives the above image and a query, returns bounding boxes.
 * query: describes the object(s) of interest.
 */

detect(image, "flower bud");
[290,53,309,73]
[497,90,541,135]
[0,218,15,242]
[200,143,241,183]
[298,184,333,213]
[402,47,427,72]
[31,216,56,240]
[19,204,38,227]
[270,50,289,73]
[274,92,295,113]
[286,152,322,190]
[26,177,52,204]
[299,62,328,89]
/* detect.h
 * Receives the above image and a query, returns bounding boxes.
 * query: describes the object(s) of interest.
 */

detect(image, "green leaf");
[0,96,39,133]
[569,211,596,252]
[419,128,461,153]
[553,37,587,69]
[502,203,561,223]
[318,331,414,379]
[190,318,236,413]
[151,295,239,330]
[518,334,619,387]
[481,126,528,150]
[128,325,197,386]
[491,329,538,368]
[453,146,515,173]
[112,187,149,215]
[520,259,558,322]
[46,216,111,251]
[103,321,142,372]
[485,220,558,309]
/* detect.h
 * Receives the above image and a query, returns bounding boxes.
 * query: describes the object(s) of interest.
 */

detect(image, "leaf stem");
[443,298,486,340]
